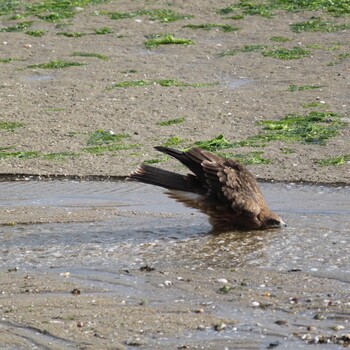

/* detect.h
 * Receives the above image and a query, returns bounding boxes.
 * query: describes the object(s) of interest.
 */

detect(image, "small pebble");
[164,280,172,286]
[71,288,81,295]
[194,308,204,314]
[77,321,84,327]
[214,322,226,331]
[60,272,70,277]
[252,301,260,307]
[275,320,288,326]
[217,278,228,284]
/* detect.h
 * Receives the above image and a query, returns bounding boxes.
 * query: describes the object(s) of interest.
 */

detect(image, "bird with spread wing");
[128,146,286,231]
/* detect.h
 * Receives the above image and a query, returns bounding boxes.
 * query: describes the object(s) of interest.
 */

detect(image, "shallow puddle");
[0,181,349,349]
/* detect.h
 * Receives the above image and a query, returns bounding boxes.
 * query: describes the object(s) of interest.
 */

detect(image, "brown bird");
[128,146,286,231]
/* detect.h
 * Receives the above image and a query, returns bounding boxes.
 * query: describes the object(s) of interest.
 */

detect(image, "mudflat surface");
[1,1,350,349]
[1,181,350,349]
[0,0,349,183]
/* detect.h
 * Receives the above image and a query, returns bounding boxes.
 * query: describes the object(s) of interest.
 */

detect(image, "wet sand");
[1,181,350,349]
[1,0,350,348]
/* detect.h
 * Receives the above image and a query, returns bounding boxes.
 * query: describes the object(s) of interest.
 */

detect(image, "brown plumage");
[128,146,286,231]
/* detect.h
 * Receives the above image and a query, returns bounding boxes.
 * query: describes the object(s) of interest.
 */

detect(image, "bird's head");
[264,214,287,229]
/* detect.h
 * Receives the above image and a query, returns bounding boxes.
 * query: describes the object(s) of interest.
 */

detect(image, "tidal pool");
[0,180,349,349]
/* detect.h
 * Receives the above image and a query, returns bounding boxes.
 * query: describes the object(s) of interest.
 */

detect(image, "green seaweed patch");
[218,1,350,17]
[0,1,20,16]
[95,27,113,34]
[288,84,323,92]
[183,23,239,32]
[217,2,275,18]
[42,152,78,160]
[71,51,108,60]
[109,9,193,22]
[0,21,33,32]
[0,121,24,131]
[0,147,78,160]
[316,154,350,166]
[276,0,350,15]
[193,134,234,151]
[157,117,185,126]
[85,130,137,154]
[194,113,346,150]
[306,43,341,51]
[26,30,46,37]
[22,0,109,22]
[0,57,24,63]
[327,52,350,66]
[110,80,150,88]
[220,151,271,165]
[290,18,350,33]
[110,79,216,89]
[229,14,245,20]
[163,136,184,147]
[270,36,291,42]
[156,79,215,87]
[84,144,137,154]
[27,60,85,69]
[262,47,311,60]
[302,101,328,108]
[56,32,85,37]
[257,111,345,145]
[219,44,267,57]
[145,34,193,49]
[0,150,40,159]
[87,130,130,145]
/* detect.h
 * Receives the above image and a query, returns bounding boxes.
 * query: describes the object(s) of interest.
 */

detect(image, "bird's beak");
[279,219,287,227]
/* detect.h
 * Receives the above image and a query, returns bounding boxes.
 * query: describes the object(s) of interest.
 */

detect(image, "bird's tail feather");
[128,164,200,193]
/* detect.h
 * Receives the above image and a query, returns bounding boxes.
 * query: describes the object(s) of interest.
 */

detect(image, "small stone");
[252,301,260,307]
[214,322,226,331]
[217,278,228,284]
[275,320,288,326]
[60,272,70,278]
[71,288,81,295]
[314,314,326,320]
[332,325,345,331]
[194,308,204,314]
[164,280,172,286]
[77,321,84,327]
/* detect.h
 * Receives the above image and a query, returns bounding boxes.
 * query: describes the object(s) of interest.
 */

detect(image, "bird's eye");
[267,219,281,227]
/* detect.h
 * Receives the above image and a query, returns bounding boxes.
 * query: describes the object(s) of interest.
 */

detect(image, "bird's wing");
[155,146,222,186]
[201,158,264,218]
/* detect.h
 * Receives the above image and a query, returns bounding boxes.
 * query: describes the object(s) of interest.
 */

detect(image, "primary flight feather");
[128,146,286,231]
